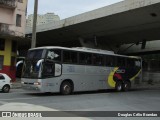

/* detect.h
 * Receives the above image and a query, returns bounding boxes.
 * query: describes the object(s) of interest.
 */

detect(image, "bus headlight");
[34,82,41,85]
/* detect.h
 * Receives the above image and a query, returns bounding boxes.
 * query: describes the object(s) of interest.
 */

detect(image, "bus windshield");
[22,49,61,78]
[27,49,44,60]
[22,60,40,78]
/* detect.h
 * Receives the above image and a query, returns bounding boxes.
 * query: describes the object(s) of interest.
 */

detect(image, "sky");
[27,0,123,19]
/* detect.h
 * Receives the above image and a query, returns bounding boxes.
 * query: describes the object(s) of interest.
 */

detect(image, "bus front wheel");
[115,81,123,92]
[60,81,72,95]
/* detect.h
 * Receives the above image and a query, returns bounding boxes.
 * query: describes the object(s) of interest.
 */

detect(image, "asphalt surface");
[0,88,160,110]
[0,88,160,120]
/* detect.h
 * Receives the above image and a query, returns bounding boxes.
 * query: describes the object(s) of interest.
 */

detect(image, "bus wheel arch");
[60,79,74,95]
[122,80,131,92]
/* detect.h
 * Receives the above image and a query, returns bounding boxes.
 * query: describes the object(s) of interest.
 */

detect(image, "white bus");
[21,47,142,95]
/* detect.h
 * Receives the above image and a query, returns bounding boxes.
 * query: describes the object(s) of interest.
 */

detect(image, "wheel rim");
[117,84,122,91]
[3,86,9,92]
[123,81,130,91]
[63,85,71,94]
[124,84,128,88]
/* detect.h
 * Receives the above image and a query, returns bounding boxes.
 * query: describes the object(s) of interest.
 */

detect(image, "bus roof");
[29,46,141,59]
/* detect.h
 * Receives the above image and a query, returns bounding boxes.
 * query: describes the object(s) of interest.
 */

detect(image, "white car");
[0,73,12,93]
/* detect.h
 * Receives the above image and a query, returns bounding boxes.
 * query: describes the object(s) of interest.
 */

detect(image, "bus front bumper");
[21,83,41,92]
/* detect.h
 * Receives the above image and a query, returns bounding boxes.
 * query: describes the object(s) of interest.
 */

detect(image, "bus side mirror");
[55,63,62,77]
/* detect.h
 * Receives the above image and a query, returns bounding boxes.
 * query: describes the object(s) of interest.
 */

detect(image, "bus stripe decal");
[107,67,119,88]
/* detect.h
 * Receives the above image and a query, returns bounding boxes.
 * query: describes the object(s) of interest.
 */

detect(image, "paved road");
[0,88,160,110]
[0,88,160,119]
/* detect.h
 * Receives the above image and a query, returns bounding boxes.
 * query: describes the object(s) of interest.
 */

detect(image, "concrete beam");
[26,0,160,34]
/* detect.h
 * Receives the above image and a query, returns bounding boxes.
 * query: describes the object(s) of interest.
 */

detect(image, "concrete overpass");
[25,0,160,51]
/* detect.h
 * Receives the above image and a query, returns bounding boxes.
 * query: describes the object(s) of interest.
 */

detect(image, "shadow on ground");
[24,88,154,97]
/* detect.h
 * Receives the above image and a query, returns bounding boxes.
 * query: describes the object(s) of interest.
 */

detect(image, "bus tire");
[2,85,10,93]
[122,80,131,92]
[115,81,123,92]
[60,81,72,95]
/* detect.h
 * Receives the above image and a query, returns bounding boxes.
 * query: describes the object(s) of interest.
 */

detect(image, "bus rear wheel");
[122,81,131,92]
[60,81,72,95]
[115,81,123,92]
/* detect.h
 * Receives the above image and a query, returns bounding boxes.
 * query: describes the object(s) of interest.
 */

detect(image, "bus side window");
[70,52,78,64]
[92,54,97,65]
[126,58,134,68]
[92,54,105,66]
[79,53,92,65]
[79,53,85,64]
[47,49,61,62]
[113,56,117,67]
[135,59,141,67]
[117,57,126,67]
[106,55,116,67]
[63,51,71,63]
[106,55,112,67]
[85,53,92,65]
[63,51,78,64]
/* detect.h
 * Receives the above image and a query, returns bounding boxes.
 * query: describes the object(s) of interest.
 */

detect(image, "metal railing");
[0,0,16,8]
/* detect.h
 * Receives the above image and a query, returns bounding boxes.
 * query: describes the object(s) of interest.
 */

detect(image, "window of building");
[12,41,17,52]
[0,39,5,51]
[0,56,4,70]
[16,14,22,27]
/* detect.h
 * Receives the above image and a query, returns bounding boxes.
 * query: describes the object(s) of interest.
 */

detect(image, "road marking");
[0,97,39,101]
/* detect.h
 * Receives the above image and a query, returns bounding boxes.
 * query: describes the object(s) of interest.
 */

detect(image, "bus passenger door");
[42,61,62,78]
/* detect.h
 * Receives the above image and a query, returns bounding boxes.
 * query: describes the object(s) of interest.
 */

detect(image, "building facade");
[26,13,60,27]
[0,0,28,81]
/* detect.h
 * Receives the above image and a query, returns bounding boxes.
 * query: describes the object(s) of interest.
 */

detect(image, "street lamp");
[31,0,38,48]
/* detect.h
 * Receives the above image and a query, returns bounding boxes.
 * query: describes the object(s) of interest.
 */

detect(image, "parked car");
[0,73,12,93]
